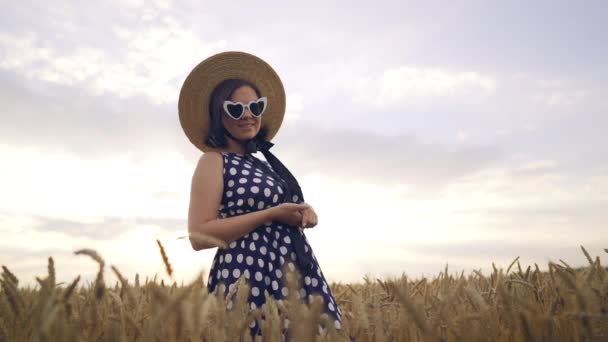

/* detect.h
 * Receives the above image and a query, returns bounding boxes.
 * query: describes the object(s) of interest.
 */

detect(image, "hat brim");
[178,51,286,152]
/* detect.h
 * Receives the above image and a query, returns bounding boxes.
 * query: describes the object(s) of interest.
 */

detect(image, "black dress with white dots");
[206,151,343,338]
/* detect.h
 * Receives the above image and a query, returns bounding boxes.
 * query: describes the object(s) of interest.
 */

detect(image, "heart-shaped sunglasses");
[222,97,268,120]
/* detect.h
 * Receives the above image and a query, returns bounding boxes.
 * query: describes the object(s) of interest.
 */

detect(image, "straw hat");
[178,51,286,152]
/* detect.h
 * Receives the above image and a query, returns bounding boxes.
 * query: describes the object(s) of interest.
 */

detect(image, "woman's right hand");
[269,202,311,228]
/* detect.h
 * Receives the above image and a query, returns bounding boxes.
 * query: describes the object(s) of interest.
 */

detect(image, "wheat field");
[1,243,607,341]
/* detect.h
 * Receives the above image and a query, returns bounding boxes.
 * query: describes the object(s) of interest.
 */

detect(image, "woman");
[178,51,343,339]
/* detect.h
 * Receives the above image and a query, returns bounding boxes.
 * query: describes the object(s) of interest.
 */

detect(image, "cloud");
[385,240,607,271]
[353,66,496,108]
[0,217,199,288]
[0,69,188,159]
[0,209,185,241]
[0,66,501,194]
[0,245,74,264]
[0,29,226,104]
[28,215,185,240]
[283,92,304,125]
[2,0,605,159]
[324,163,608,279]
[273,121,501,194]
[532,80,590,108]
[0,1,228,105]
[1,0,607,289]
[4,156,606,286]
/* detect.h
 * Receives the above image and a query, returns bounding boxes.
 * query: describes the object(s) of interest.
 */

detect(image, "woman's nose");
[242,107,255,119]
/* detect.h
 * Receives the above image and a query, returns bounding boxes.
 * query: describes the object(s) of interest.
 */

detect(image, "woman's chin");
[232,132,257,141]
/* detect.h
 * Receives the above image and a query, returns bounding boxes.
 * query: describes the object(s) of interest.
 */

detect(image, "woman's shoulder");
[193,152,224,180]
[200,150,246,159]
[198,151,224,163]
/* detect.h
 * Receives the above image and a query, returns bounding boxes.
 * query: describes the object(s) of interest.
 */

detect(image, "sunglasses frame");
[222,97,268,120]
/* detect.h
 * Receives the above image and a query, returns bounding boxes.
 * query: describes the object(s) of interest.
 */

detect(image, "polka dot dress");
[207,151,343,339]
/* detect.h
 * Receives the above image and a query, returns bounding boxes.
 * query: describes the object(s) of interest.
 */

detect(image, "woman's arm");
[187,152,276,251]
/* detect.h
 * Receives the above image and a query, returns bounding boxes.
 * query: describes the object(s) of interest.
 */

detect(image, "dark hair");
[205,79,269,148]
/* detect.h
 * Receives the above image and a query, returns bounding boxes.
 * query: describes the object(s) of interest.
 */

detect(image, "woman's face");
[221,85,262,142]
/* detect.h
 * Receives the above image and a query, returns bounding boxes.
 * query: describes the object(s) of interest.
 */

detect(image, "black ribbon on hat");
[239,138,314,275]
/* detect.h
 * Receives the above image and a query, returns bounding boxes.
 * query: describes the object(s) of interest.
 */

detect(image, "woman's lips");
[239,123,254,129]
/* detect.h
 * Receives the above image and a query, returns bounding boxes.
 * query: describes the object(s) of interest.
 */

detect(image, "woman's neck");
[223,135,247,154]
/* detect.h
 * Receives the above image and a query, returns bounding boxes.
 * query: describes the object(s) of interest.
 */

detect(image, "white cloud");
[1,0,607,286]
[273,157,608,281]
[0,21,227,104]
[2,142,607,286]
[529,77,592,108]
[515,159,558,173]
[273,121,500,194]
[110,0,146,8]
[0,144,192,220]
[534,89,589,107]
[353,66,496,108]
[283,92,304,125]
[457,130,469,142]
[0,32,51,71]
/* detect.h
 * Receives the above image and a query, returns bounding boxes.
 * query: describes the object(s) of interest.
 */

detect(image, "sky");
[1,0,607,287]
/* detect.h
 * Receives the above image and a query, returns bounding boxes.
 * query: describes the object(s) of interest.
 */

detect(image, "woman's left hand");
[299,206,318,229]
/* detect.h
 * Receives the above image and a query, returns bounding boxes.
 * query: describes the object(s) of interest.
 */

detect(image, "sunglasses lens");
[249,100,265,116]
[226,103,244,118]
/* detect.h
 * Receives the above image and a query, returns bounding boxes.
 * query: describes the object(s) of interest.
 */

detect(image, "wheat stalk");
[1,265,19,286]
[74,248,105,300]
[156,239,173,277]
[0,245,606,340]
[111,265,137,307]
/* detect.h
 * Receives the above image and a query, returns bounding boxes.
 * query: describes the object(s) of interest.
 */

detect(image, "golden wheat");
[156,239,174,278]
[0,246,607,341]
